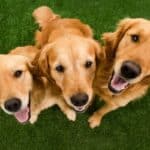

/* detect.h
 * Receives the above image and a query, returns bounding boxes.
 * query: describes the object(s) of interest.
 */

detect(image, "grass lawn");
[0,0,150,149]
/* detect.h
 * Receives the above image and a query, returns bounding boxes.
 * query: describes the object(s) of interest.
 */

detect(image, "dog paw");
[88,114,102,128]
[29,115,38,124]
[65,109,76,121]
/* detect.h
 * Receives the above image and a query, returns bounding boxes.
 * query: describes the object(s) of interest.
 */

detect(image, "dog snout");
[121,61,141,79]
[71,93,88,107]
[4,98,21,112]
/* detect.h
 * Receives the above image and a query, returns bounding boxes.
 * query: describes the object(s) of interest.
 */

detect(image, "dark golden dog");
[89,18,150,128]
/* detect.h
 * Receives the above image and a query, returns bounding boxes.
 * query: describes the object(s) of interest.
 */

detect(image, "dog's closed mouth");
[108,72,129,93]
[14,94,31,124]
[74,106,87,113]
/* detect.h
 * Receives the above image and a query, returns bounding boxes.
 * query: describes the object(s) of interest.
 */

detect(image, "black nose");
[4,98,21,112]
[71,93,88,106]
[121,61,141,79]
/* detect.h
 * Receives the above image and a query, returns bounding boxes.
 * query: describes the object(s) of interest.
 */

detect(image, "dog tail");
[32,6,60,28]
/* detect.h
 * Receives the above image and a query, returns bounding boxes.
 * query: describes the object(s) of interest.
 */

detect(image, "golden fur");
[10,46,40,60]
[89,18,150,128]
[31,6,103,112]
[0,46,76,124]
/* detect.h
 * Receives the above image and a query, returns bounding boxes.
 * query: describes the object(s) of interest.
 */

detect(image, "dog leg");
[88,103,118,128]
[56,100,76,121]
[29,105,45,124]
[29,112,39,124]
[29,99,56,124]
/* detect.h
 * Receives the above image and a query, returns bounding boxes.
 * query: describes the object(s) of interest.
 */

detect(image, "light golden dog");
[89,18,150,128]
[31,6,103,112]
[0,46,76,124]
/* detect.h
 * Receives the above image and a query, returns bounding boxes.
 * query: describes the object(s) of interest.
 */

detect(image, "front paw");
[29,114,38,124]
[88,113,102,128]
[65,109,76,121]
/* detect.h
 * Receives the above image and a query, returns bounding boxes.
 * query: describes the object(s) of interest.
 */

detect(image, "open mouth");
[14,94,31,124]
[108,72,129,93]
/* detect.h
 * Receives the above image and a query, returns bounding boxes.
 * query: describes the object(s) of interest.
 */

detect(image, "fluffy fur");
[31,6,103,112]
[0,46,76,124]
[89,18,150,128]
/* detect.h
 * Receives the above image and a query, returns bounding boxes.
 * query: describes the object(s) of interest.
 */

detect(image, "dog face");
[103,18,150,93]
[0,55,32,123]
[35,35,102,112]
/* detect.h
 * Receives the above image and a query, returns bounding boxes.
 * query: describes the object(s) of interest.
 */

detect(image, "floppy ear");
[38,49,50,77]
[28,44,61,92]
[29,44,53,79]
[102,18,136,60]
[94,41,105,61]
[88,39,105,63]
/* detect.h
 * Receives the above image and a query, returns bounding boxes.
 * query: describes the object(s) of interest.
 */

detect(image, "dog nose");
[4,98,21,112]
[71,93,88,106]
[121,61,141,79]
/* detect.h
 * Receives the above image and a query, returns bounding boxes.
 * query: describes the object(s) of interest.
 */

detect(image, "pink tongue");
[111,74,128,91]
[14,107,29,123]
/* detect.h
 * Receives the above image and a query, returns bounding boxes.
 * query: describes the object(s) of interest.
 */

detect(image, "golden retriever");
[89,18,150,128]
[0,46,76,124]
[31,6,103,112]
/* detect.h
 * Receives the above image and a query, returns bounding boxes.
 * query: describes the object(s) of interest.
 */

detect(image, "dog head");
[0,55,32,123]
[33,35,103,112]
[103,18,150,93]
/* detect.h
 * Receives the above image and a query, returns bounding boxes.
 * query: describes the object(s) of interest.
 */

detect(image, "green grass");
[0,0,150,149]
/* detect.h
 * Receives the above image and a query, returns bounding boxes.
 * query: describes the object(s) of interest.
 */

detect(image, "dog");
[88,18,150,128]
[31,6,103,113]
[0,46,76,124]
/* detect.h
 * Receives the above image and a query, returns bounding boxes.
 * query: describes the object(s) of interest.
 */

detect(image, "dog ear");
[37,44,53,79]
[39,51,49,77]
[88,39,105,64]
[29,44,53,79]
[28,52,47,78]
[102,18,136,60]
[94,41,105,61]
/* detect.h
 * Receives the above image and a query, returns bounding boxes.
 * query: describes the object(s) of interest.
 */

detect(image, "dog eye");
[14,70,23,78]
[131,34,139,42]
[85,61,93,68]
[55,65,65,73]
